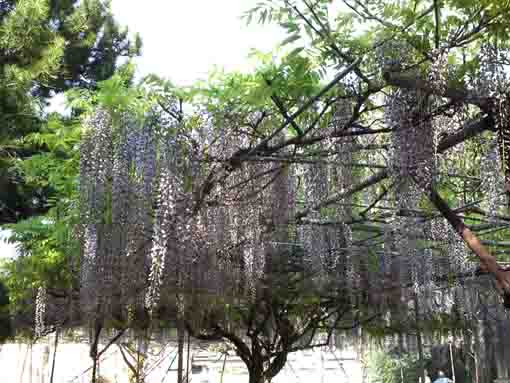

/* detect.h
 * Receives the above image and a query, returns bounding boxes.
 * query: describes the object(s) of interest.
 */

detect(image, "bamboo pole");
[186,331,190,383]
[449,342,456,383]
[49,328,59,383]
[220,352,228,383]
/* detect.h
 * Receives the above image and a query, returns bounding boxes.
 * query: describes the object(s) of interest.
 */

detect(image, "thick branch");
[267,352,288,379]
[266,79,304,136]
[294,114,492,222]
[437,116,494,152]
[433,0,441,49]
[118,344,138,378]
[383,71,489,110]
[186,322,253,370]
[295,169,388,222]
[90,322,102,359]
[97,328,127,359]
[193,62,361,213]
[292,0,371,84]
[250,58,362,154]
[424,182,510,303]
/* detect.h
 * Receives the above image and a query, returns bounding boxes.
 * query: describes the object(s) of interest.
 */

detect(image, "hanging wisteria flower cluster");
[384,83,436,293]
[79,104,300,327]
[428,47,449,94]
[478,44,510,204]
[34,286,47,337]
[73,37,510,346]
[481,137,505,219]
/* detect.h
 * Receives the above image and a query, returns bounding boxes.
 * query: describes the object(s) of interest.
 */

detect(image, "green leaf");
[281,33,301,46]
[288,47,305,57]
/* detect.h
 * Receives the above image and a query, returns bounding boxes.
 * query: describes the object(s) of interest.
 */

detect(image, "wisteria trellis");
[31,42,510,351]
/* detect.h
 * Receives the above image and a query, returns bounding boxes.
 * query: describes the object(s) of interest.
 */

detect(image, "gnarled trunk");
[246,352,287,383]
[248,366,265,383]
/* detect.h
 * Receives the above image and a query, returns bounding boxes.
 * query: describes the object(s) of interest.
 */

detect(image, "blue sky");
[47,1,285,113]
[111,0,285,84]
[0,230,16,260]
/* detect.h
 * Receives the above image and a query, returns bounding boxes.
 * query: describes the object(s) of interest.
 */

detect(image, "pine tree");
[0,0,141,224]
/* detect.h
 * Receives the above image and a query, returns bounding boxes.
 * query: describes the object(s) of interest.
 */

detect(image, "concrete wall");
[0,337,363,383]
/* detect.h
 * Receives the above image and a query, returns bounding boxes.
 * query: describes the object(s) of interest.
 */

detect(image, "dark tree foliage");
[0,280,12,342]
[42,0,141,94]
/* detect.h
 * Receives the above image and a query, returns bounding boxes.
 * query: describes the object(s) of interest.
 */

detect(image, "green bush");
[367,350,427,383]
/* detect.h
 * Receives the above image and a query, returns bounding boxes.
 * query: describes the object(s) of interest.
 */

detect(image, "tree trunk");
[248,366,265,383]
[90,337,99,381]
[91,359,97,383]
[246,349,267,383]
[90,321,103,383]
